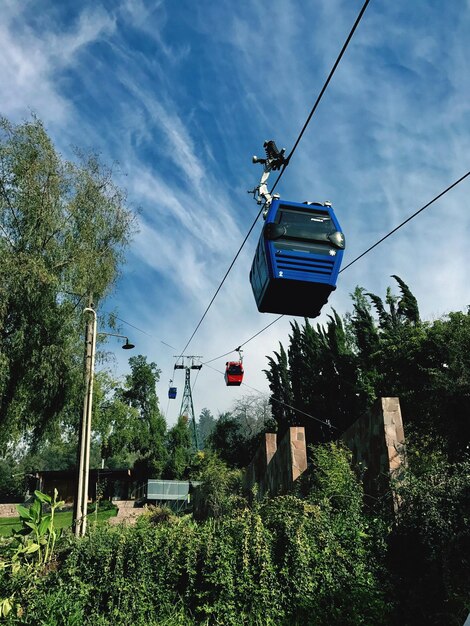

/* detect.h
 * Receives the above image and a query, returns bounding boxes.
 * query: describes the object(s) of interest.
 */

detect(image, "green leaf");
[30,499,41,522]
[38,515,52,536]
[16,505,31,520]
[34,490,52,504]
[24,543,40,554]
[1,597,13,617]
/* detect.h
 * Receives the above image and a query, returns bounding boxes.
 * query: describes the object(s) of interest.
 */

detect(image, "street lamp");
[74,306,134,537]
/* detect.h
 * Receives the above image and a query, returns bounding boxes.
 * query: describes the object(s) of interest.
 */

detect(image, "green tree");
[207,412,256,468]
[388,440,470,625]
[0,456,24,501]
[164,415,191,479]
[197,407,216,449]
[108,355,167,477]
[264,276,430,445]
[266,315,363,444]
[231,394,272,438]
[264,343,294,435]
[0,116,135,445]
[409,310,470,456]
[92,370,141,469]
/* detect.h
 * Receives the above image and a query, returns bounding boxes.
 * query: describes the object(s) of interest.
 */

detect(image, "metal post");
[74,309,91,535]
[73,305,97,537]
[73,311,132,536]
[81,307,97,536]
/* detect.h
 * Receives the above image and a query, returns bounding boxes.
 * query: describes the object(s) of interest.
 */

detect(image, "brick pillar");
[290,427,308,483]
[245,433,277,498]
[245,428,308,498]
[341,397,406,508]
[264,427,308,496]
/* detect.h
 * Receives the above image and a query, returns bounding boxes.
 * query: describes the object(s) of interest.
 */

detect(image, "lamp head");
[122,338,135,350]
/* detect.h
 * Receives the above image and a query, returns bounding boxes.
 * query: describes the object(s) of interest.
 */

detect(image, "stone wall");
[246,427,307,498]
[341,397,406,507]
[245,398,406,508]
[108,500,142,526]
[0,503,20,518]
[244,433,277,494]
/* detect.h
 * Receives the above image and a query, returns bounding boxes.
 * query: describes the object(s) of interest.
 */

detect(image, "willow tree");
[0,116,136,444]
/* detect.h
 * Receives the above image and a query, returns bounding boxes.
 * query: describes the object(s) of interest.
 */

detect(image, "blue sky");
[2,0,470,425]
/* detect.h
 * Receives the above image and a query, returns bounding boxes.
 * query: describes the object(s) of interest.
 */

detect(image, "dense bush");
[1,444,387,625]
[190,451,246,521]
[10,507,385,625]
[7,442,468,625]
[388,442,470,625]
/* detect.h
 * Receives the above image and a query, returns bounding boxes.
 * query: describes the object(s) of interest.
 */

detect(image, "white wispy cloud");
[0,2,115,124]
[2,0,469,421]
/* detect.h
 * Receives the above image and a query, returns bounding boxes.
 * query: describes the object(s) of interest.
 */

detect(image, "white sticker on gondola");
[279,271,284,277]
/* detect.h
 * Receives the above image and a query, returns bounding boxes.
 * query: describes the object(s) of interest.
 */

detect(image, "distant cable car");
[225,361,244,386]
[249,198,345,318]
[168,379,177,399]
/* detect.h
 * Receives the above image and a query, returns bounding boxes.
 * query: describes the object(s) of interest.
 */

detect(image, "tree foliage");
[265,276,470,454]
[164,415,191,479]
[388,440,470,625]
[98,355,167,477]
[196,407,216,449]
[0,116,135,444]
[206,395,273,469]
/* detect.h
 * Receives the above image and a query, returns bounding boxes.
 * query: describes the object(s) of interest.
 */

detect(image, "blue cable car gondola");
[249,198,345,318]
[168,387,177,399]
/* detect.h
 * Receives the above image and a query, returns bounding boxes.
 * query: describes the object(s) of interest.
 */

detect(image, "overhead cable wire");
[203,362,336,431]
[176,1,371,359]
[202,168,470,361]
[203,314,284,364]
[111,314,154,337]
[164,396,171,420]
[339,169,470,273]
[269,0,372,196]
[191,368,201,393]
[176,204,265,361]
[250,386,337,432]
[160,339,178,350]
[104,312,180,352]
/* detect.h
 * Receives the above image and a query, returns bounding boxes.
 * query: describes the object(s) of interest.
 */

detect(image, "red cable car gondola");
[225,361,244,386]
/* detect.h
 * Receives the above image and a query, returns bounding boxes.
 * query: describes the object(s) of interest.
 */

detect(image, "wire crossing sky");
[178,0,372,358]
[201,167,470,364]
[2,0,470,423]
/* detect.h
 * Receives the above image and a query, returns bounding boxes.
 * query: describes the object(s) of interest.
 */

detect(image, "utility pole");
[174,356,202,450]
[73,304,134,537]
[74,300,96,537]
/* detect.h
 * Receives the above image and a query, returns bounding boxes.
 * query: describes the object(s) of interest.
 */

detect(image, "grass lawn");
[0,508,117,536]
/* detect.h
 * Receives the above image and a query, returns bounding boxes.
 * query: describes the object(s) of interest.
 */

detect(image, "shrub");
[2,444,389,625]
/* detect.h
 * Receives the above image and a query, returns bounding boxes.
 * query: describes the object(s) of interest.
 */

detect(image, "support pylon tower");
[174,356,202,450]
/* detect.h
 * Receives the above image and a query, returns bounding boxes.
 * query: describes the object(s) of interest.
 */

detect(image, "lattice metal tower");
[174,356,202,450]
